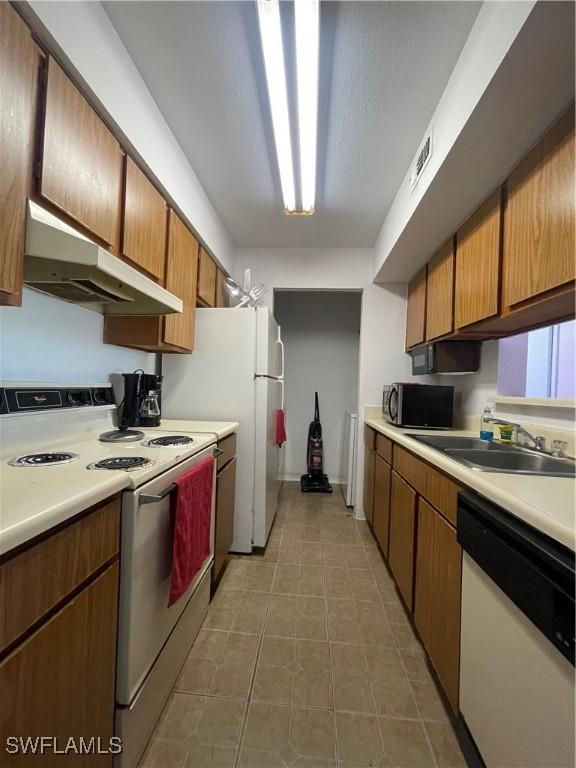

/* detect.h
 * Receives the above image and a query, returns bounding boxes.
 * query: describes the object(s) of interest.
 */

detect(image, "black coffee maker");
[121,371,162,428]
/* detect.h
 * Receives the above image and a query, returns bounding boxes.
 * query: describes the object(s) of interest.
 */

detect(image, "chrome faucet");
[484,417,547,452]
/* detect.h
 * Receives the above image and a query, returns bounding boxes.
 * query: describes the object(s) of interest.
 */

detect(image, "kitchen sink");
[408,434,576,477]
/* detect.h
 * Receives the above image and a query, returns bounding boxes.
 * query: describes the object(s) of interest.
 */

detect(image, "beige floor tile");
[272,563,302,594]
[358,614,398,647]
[327,616,364,644]
[336,711,385,764]
[292,669,334,709]
[347,568,377,586]
[424,722,466,768]
[242,702,292,751]
[391,622,422,650]
[243,704,336,762]
[399,649,433,682]
[264,594,299,636]
[333,672,377,714]
[371,675,419,719]
[189,628,229,659]
[139,737,188,768]
[156,694,205,740]
[260,635,296,665]
[295,639,331,672]
[410,680,449,722]
[291,707,335,760]
[364,645,407,679]
[296,613,327,641]
[194,696,245,746]
[204,591,269,634]
[379,716,435,768]
[177,632,258,698]
[330,642,367,675]
[384,602,411,626]
[252,662,294,704]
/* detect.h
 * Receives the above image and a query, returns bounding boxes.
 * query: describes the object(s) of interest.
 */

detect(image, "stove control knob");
[92,387,113,405]
[67,389,91,406]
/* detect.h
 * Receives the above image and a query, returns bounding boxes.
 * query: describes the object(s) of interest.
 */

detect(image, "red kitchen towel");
[168,456,214,607]
[275,408,287,446]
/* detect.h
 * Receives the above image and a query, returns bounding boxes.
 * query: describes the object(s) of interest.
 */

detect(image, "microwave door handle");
[140,447,223,504]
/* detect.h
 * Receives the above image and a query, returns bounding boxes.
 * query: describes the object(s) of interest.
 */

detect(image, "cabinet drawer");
[217,433,236,472]
[0,497,120,653]
[364,425,376,451]
[376,433,392,464]
[393,446,460,526]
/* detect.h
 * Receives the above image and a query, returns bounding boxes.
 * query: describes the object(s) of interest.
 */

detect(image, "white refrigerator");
[162,307,285,552]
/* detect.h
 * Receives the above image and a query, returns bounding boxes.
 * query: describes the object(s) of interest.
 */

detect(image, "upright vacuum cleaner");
[300,392,333,493]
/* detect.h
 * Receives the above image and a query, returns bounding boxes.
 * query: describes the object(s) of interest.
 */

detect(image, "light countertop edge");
[0,474,129,557]
[364,417,576,552]
[152,420,239,440]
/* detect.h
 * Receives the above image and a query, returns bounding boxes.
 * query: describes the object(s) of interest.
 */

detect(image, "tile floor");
[140,483,466,768]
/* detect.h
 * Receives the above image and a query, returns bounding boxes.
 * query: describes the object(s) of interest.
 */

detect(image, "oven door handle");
[139,447,223,505]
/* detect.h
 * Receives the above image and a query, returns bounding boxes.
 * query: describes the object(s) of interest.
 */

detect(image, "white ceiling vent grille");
[409,130,433,191]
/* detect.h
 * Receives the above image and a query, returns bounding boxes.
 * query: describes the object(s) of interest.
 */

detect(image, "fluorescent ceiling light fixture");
[256,0,296,212]
[295,0,319,213]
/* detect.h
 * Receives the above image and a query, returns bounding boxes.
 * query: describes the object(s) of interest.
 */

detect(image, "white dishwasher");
[458,491,575,768]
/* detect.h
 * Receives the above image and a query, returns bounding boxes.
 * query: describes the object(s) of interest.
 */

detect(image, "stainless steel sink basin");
[444,449,575,477]
[408,434,575,477]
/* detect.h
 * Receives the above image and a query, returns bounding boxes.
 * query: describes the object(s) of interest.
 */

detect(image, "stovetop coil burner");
[8,452,80,467]
[88,456,154,472]
[143,435,195,448]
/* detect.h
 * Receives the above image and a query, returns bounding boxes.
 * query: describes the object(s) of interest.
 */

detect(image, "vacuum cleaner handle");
[314,391,320,422]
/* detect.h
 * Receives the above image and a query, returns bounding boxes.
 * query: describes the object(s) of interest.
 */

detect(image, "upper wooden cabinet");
[163,211,199,349]
[455,190,502,329]
[503,108,575,309]
[405,266,427,349]
[0,4,42,307]
[123,157,167,281]
[40,58,123,249]
[216,268,229,308]
[426,239,454,341]
[197,247,217,306]
[104,210,198,353]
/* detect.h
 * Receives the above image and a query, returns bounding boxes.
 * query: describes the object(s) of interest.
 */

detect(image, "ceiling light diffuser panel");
[295,0,320,213]
[256,0,296,212]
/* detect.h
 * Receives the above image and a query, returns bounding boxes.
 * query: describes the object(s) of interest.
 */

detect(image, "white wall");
[274,291,361,483]
[236,248,415,514]
[24,0,236,275]
[0,288,153,383]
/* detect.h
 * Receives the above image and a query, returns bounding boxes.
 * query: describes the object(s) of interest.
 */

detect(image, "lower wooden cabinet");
[414,497,462,714]
[213,437,237,583]
[0,564,119,767]
[388,471,417,610]
[373,454,391,557]
[363,427,376,525]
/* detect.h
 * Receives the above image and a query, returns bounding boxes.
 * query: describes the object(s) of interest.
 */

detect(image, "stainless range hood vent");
[23,201,182,316]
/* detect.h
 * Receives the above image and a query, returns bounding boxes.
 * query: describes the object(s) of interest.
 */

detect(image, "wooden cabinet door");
[216,268,229,307]
[430,512,462,715]
[123,157,167,281]
[373,455,391,557]
[214,457,236,582]
[40,58,123,248]
[0,5,41,306]
[414,498,436,656]
[426,240,454,341]
[197,247,217,306]
[503,108,575,309]
[163,211,199,351]
[388,471,417,610]
[0,564,118,767]
[405,266,427,349]
[455,190,501,329]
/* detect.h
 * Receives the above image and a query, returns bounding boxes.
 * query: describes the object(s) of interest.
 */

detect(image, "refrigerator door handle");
[278,335,285,379]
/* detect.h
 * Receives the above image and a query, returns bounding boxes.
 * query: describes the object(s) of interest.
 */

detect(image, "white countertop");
[0,428,217,557]
[151,419,239,440]
[365,417,576,551]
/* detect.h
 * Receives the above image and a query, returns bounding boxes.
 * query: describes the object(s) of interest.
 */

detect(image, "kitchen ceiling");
[103,1,481,249]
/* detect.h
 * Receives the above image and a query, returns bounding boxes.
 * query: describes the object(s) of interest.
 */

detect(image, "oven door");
[116,444,216,706]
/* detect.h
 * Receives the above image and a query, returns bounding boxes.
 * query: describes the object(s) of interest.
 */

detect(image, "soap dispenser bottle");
[480,404,494,441]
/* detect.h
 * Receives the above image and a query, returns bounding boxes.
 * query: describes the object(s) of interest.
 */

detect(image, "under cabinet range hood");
[23,201,182,316]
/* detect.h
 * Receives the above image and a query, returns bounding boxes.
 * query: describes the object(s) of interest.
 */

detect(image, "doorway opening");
[274,290,362,504]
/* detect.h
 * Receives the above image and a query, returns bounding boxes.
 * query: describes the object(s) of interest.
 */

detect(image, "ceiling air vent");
[409,130,433,191]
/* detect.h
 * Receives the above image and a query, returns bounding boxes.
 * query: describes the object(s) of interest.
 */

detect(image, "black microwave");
[409,341,480,375]
[382,383,454,428]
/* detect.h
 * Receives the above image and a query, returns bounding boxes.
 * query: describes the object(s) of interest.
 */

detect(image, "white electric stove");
[0,382,218,767]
